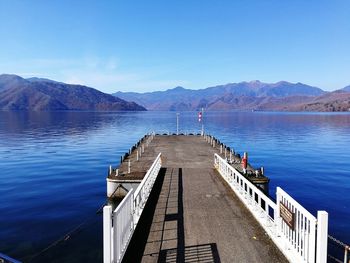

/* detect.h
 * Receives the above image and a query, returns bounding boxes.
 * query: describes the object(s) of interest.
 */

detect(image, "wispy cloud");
[0,56,188,93]
[63,70,189,93]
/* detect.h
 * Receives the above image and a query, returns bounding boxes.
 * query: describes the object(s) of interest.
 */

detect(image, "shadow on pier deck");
[122,136,287,263]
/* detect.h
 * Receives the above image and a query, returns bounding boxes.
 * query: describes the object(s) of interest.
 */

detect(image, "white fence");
[103,153,162,263]
[214,153,328,263]
[133,153,162,225]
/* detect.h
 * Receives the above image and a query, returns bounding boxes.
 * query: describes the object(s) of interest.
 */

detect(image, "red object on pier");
[242,157,247,169]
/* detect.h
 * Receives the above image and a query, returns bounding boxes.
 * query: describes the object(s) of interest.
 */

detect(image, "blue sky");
[0,0,349,93]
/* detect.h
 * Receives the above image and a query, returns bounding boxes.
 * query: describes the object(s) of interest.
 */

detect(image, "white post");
[128,160,131,173]
[316,211,328,263]
[224,148,227,159]
[142,144,144,153]
[103,205,112,263]
[275,187,282,236]
[244,152,248,160]
[116,169,119,176]
[309,218,317,263]
[109,165,112,175]
[220,145,222,154]
[136,151,139,161]
[176,113,179,135]
[201,107,204,136]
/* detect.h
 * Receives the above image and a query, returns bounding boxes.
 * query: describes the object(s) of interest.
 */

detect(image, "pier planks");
[122,136,287,263]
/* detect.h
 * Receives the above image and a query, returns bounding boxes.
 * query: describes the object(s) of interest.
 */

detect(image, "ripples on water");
[0,111,349,262]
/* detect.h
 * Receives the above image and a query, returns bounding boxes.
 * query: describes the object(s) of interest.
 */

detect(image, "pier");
[103,134,329,263]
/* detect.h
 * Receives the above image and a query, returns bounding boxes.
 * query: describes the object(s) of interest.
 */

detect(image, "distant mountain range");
[1,74,349,112]
[113,81,350,112]
[0,74,146,111]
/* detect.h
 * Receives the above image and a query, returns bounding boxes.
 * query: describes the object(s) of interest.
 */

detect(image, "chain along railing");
[0,252,22,263]
[103,153,162,263]
[154,130,202,136]
[328,234,350,263]
[214,153,328,263]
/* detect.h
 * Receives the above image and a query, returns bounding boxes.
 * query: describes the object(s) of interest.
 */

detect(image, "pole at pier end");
[176,113,179,135]
[201,108,204,136]
[198,108,204,136]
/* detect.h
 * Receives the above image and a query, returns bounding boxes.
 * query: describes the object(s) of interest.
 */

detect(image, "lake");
[0,111,349,262]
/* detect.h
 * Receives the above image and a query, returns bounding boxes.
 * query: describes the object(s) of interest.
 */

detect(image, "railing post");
[316,211,328,263]
[103,205,112,263]
[275,187,282,237]
[309,218,317,263]
[131,192,135,231]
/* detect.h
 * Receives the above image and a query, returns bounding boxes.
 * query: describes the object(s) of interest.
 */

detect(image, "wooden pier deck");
[121,135,287,263]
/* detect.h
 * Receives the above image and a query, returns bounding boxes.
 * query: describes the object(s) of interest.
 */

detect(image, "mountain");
[205,90,350,112]
[26,77,63,84]
[341,85,350,92]
[113,81,326,111]
[0,74,29,91]
[289,91,350,112]
[0,74,146,111]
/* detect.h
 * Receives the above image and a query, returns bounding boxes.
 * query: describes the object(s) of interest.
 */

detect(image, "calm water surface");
[0,111,349,262]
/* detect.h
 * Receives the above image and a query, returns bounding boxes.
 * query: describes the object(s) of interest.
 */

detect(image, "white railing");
[113,189,134,263]
[214,153,328,263]
[133,153,162,225]
[103,153,162,263]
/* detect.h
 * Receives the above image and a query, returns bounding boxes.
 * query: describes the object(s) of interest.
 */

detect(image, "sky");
[0,0,349,93]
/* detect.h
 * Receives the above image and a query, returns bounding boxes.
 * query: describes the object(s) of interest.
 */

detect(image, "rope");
[23,202,106,262]
[328,235,350,263]
[328,254,343,263]
[329,234,350,249]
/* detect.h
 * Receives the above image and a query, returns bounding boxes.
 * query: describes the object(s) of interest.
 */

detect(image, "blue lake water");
[0,111,349,262]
